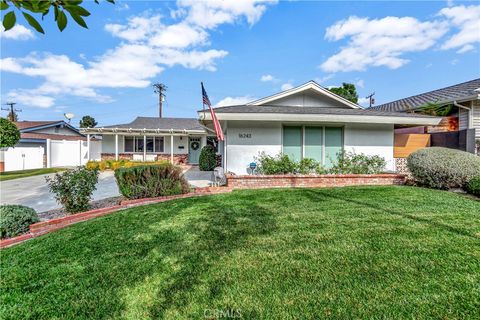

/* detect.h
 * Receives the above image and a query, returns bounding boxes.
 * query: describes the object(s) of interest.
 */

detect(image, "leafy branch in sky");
[1,0,114,34]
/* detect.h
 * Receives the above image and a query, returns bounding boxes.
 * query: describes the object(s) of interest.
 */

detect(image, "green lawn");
[1,186,479,319]
[0,168,65,181]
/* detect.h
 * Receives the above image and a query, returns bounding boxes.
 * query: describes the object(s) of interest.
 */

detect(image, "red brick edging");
[0,187,232,249]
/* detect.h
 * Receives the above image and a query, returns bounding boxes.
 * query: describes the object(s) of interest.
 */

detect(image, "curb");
[0,187,233,249]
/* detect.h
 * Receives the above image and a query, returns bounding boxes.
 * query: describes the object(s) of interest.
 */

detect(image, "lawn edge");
[0,187,232,249]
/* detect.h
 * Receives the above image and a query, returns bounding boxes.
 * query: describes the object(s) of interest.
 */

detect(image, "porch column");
[143,135,146,161]
[86,134,90,161]
[170,135,174,163]
[115,134,119,161]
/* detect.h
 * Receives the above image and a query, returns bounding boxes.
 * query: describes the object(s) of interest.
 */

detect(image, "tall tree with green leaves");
[1,0,114,34]
[328,83,359,104]
[79,115,97,128]
[0,118,20,148]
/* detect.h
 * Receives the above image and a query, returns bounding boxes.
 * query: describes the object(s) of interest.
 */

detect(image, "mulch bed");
[38,196,125,221]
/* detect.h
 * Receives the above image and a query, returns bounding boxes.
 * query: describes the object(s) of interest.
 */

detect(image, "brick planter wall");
[226,173,406,189]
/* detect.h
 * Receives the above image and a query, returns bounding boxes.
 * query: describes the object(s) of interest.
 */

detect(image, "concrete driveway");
[0,167,213,212]
[0,171,120,213]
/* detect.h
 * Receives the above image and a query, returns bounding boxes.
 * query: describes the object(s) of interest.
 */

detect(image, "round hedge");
[199,145,217,171]
[407,147,480,190]
[466,176,480,196]
[0,205,39,239]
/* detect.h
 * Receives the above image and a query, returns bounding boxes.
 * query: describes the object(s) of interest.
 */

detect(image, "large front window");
[124,136,164,153]
[282,126,343,168]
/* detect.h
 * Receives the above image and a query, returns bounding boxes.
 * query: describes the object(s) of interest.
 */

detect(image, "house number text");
[238,133,252,138]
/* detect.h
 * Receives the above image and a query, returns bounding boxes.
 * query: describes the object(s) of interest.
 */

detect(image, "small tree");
[79,115,98,128]
[0,118,20,148]
[329,83,359,103]
[199,145,217,171]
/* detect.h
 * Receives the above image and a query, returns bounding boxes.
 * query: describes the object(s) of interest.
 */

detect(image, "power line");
[1,102,22,121]
[153,83,167,118]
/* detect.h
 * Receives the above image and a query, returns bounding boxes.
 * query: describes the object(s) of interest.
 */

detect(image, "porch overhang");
[79,127,208,136]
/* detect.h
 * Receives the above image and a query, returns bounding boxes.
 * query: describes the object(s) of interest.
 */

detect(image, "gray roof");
[370,78,480,112]
[104,117,207,131]
[209,105,436,118]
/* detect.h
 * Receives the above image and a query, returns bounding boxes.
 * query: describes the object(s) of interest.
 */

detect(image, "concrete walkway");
[0,167,213,212]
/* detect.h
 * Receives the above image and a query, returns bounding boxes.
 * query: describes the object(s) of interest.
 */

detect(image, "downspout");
[453,101,472,129]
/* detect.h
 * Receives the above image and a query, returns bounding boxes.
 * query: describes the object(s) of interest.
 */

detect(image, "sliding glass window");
[282,126,343,168]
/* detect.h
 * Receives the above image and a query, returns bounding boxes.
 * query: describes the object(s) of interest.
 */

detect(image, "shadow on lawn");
[145,194,278,318]
[301,188,480,240]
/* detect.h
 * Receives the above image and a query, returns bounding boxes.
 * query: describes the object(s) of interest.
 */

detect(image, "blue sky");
[1,0,479,127]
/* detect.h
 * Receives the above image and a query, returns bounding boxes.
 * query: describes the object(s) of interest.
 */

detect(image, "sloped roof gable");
[246,81,361,109]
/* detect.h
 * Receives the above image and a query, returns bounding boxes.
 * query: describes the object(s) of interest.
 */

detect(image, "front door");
[188,137,201,164]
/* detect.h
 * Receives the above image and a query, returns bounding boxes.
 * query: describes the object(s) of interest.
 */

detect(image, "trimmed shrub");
[298,158,323,174]
[466,176,480,196]
[256,153,297,175]
[114,163,190,199]
[0,205,39,239]
[46,167,99,213]
[86,159,169,171]
[330,151,386,174]
[407,147,480,189]
[199,145,217,171]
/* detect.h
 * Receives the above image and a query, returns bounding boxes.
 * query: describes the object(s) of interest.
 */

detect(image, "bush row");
[0,205,39,239]
[86,159,170,171]
[255,151,387,175]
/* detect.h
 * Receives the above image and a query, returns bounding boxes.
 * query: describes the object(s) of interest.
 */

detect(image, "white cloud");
[439,5,480,53]
[357,97,370,107]
[281,83,294,91]
[355,79,365,88]
[0,24,34,40]
[320,16,449,72]
[314,74,334,84]
[7,90,55,108]
[260,74,276,82]
[178,0,277,29]
[1,1,276,108]
[214,96,256,107]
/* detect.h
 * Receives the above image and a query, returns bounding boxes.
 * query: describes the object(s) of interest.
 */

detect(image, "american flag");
[202,82,224,141]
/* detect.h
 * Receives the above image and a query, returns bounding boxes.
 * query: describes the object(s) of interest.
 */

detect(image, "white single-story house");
[83,81,440,174]
[81,117,221,165]
[199,81,441,174]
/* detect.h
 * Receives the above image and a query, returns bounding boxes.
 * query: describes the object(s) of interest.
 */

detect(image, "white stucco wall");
[343,123,395,171]
[225,121,395,174]
[267,91,348,108]
[226,121,282,174]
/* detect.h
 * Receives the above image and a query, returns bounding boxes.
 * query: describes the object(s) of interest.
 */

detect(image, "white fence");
[3,146,44,171]
[48,139,101,168]
[2,139,101,172]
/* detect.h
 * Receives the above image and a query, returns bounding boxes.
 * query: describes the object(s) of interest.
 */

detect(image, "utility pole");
[153,83,167,118]
[1,102,22,121]
[366,92,375,108]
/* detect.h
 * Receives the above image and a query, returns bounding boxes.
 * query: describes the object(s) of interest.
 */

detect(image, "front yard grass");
[0,168,65,181]
[1,186,479,319]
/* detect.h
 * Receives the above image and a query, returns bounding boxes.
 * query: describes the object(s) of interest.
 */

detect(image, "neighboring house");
[1,120,100,172]
[81,117,219,164]
[198,81,440,174]
[371,78,480,139]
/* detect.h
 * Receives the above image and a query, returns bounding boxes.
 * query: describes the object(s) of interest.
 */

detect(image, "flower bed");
[226,173,406,189]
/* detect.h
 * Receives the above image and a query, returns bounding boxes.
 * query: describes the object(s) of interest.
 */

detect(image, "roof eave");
[201,112,441,126]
